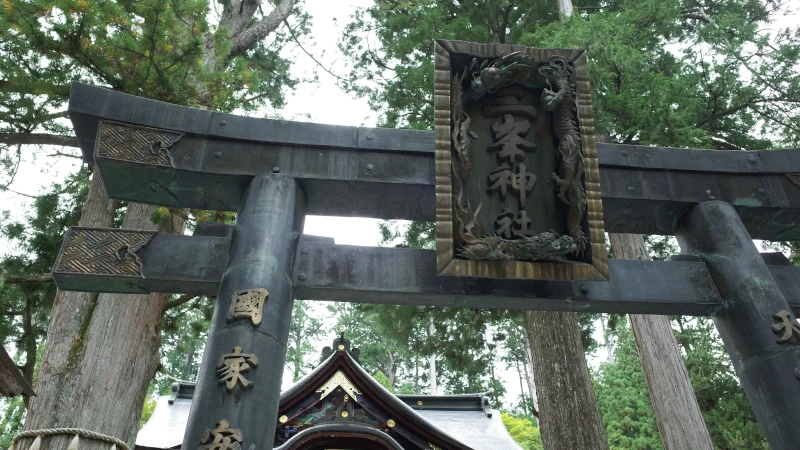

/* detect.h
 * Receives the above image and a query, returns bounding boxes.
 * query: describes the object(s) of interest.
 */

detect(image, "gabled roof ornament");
[320,325,360,362]
[316,370,362,401]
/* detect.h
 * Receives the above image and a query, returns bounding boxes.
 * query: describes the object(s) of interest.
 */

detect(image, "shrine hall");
[135,332,522,450]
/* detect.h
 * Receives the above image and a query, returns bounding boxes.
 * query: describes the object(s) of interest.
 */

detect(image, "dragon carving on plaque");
[450,53,586,261]
[435,41,607,280]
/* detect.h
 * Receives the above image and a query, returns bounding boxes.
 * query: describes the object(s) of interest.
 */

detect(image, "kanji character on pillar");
[199,420,243,450]
[772,310,800,343]
[217,346,259,391]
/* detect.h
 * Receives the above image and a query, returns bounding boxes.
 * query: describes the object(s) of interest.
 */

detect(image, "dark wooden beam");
[292,242,727,315]
[50,226,800,316]
[68,82,800,239]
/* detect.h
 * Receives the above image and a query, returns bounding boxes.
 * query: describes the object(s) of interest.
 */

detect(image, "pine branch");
[229,0,298,58]
[165,294,200,310]
[3,274,54,285]
[0,133,79,148]
[283,19,345,81]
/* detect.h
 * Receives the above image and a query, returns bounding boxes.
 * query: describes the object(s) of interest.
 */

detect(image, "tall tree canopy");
[0,0,307,185]
[340,0,799,149]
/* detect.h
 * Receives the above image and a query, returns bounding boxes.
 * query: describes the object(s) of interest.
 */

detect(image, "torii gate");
[52,41,800,449]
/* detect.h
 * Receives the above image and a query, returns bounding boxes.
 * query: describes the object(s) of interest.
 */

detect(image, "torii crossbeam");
[53,41,800,450]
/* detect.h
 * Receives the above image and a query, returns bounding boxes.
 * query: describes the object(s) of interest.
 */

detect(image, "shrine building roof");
[136,338,522,450]
[0,344,35,398]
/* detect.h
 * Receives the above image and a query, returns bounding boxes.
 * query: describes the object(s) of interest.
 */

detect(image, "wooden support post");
[181,173,306,450]
[675,201,800,449]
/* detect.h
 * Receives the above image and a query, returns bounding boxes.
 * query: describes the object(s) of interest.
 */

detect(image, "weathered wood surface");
[609,233,714,450]
[24,196,183,450]
[676,201,800,449]
[51,227,800,315]
[525,310,609,450]
[183,174,306,450]
[0,345,35,397]
[68,83,800,240]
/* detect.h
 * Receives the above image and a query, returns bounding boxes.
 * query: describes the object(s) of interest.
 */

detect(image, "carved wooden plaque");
[434,40,608,281]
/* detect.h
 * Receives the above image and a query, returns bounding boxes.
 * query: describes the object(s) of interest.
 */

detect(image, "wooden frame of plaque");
[434,40,608,281]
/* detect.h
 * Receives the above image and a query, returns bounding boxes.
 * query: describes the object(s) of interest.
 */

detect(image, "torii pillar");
[182,173,306,450]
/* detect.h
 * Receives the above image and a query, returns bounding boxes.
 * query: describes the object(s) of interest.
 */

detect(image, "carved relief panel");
[435,40,608,280]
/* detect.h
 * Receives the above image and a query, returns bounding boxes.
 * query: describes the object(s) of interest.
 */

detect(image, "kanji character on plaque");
[488,164,514,197]
[199,420,243,450]
[217,346,259,391]
[488,114,536,163]
[495,209,535,238]
[495,209,516,239]
[227,288,268,326]
[513,210,533,237]
[488,163,535,205]
[511,162,536,207]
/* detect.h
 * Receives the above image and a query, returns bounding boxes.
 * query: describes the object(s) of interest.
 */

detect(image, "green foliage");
[379,220,435,249]
[285,300,325,381]
[594,318,768,449]
[139,396,157,429]
[594,323,663,450]
[0,395,26,449]
[0,0,309,190]
[341,0,799,147]
[501,412,543,450]
[674,317,768,449]
[0,0,300,112]
[372,371,393,391]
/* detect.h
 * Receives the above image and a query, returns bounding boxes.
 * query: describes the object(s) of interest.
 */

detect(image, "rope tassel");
[68,435,80,450]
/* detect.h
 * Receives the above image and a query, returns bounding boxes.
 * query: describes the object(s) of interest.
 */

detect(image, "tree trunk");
[557,0,574,16]
[428,313,437,395]
[521,331,539,414]
[600,316,613,361]
[524,311,609,450]
[609,233,714,450]
[387,350,397,389]
[22,170,185,450]
[20,289,37,409]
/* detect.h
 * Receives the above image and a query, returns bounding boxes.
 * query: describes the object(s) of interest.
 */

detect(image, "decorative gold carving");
[386,419,396,428]
[199,420,242,450]
[337,344,345,350]
[316,370,362,400]
[787,173,800,189]
[772,310,800,343]
[54,228,155,277]
[279,415,288,424]
[227,289,267,326]
[341,411,349,418]
[97,121,183,167]
[217,346,258,391]
[434,40,608,281]
[417,400,423,406]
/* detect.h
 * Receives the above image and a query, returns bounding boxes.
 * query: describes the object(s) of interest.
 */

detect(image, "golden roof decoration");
[316,370,362,401]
